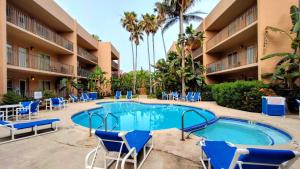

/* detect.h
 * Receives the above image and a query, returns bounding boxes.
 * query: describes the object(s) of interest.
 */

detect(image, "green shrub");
[201,85,214,101]
[155,88,163,99]
[1,91,23,105]
[43,90,57,99]
[212,81,267,112]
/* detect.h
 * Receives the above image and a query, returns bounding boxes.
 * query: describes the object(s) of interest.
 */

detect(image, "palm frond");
[261,52,290,60]
[162,17,179,33]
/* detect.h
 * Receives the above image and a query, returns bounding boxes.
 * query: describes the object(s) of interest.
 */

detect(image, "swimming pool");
[71,101,292,146]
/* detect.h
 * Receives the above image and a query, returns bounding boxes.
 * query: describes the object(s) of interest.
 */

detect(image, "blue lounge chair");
[172,91,180,100]
[162,92,169,100]
[85,130,153,169]
[51,98,63,110]
[199,140,299,169]
[81,93,92,102]
[126,91,132,99]
[19,101,32,108]
[16,100,40,120]
[191,92,201,102]
[115,91,121,99]
[185,92,194,101]
[0,118,60,144]
[262,96,286,117]
[69,94,79,103]
[297,99,300,118]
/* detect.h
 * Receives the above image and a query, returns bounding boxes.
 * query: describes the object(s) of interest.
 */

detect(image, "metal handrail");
[104,112,119,132]
[88,111,104,137]
[181,109,208,141]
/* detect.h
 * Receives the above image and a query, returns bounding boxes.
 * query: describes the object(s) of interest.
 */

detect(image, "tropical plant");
[261,5,300,89]
[121,12,138,93]
[159,0,204,97]
[1,91,23,105]
[88,66,106,92]
[141,13,155,94]
[183,24,204,73]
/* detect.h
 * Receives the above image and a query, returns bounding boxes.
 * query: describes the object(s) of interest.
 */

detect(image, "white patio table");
[0,104,20,121]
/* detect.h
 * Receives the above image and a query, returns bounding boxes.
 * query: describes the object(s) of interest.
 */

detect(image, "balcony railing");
[77,47,98,63]
[206,46,258,74]
[7,48,74,75]
[77,67,91,78]
[111,60,119,69]
[6,4,73,51]
[112,71,119,77]
[206,5,257,51]
[192,47,203,59]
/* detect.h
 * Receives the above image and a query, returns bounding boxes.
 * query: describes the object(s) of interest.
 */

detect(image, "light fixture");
[31,76,35,81]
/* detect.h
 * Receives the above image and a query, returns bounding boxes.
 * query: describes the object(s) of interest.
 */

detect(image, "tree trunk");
[134,44,138,94]
[161,28,167,57]
[191,49,195,74]
[147,34,152,94]
[152,33,156,93]
[179,10,185,97]
[131,40,136,93]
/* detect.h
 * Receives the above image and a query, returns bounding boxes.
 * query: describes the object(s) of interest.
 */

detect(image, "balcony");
[77,47,98,64]
[112,71,119,77]
[6,4,73,52]
[206,46,258,75]
[7,48,73,76]
[111,60,119,70]
[77,67,91,78]
[206,5,257,52]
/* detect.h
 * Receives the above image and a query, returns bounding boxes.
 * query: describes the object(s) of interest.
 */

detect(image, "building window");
[6,44,13,64]
[246,10,254,25]
[247,46,255,64]
[228,52,238,68]
[39,80,51,91]
[7,79,13,91]
[38,54,50,71]
[18,47,27,67]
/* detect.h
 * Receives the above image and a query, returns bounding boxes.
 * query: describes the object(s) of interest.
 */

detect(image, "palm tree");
[154,2,168,56]
[121,12,138,92]
[131,22,144,94]
[160,0,204,97]
[150,15,159,70]
[184,24,204,73]
[140,13,154,94]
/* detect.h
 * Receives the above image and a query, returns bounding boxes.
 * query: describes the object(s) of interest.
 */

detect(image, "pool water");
[72,101,216,131]
[194,118,291,146]
[71,101,292,146]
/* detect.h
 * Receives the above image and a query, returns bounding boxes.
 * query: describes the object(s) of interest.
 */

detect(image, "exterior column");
[0,0,7,97]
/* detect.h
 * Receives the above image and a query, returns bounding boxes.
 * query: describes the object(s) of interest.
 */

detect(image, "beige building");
[190,0,296,84]
[0,0,120,98]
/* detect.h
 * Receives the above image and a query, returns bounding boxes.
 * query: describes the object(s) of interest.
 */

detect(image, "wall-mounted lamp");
[31,76,35,81]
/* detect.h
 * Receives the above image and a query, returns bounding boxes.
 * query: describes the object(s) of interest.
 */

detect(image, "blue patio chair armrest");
[121,148,136,169]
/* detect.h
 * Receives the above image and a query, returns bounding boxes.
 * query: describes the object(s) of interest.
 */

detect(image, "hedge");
[201,85,214,101]
[212,81,268,112]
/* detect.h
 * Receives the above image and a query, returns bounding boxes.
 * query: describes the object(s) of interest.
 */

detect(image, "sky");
[54,0,220,72]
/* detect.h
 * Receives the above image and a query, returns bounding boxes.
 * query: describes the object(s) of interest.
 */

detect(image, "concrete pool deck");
[0,98,299,169]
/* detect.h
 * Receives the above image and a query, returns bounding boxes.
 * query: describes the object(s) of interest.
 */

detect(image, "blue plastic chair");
[172,91,180,100]
[69,94,78,103]
[115,91,121,99]
[126,91,132,99]
[162,92,169,100]
[199,140,299,169]
[191,92,201,102]
[51,98,63,110]
[16,100,40,120]
[262,96,286,117]
[85,130,153,169]
[185,92,194,101]
[19,101,32,108]
[81,93,92,102]
[0,118,60,143]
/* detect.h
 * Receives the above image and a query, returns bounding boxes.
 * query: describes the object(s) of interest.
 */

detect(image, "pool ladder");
[181,109,208,141]
[88,111,119,136]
